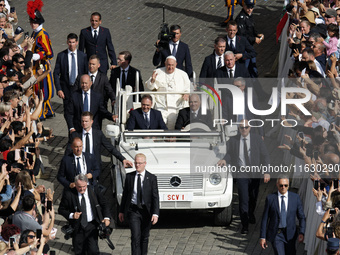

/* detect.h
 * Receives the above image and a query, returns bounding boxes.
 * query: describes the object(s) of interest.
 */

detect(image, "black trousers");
[128,204,152,255]
[72,221,99,255]
[237,178,260,228]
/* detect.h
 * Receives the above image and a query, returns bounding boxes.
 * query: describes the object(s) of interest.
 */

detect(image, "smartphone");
[334,180,339,189]
[298,132,304,139]
[330,208,337,214]
[320,182,326,190]
[40,192,45,204]
[20,149,25,161]
[36,229,42,240]
[17,105,21,116]
[314,180,319,190]
[14,149,20,161]
[28,147,36,154]
[41,205,45,215]
[24,32,29,38]
[10,7,15,13]
[47,200,52,212]
[313,151,319,160]
[9,237,15,248]
[27,153,33,165]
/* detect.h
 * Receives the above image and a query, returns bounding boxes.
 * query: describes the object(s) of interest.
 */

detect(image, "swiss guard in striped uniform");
[27,0,54,119]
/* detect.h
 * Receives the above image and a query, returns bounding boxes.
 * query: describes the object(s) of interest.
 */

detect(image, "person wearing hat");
[325,8,337,25]
[327,238,340,255]
[235,0,262,78]
[26,0,55,120]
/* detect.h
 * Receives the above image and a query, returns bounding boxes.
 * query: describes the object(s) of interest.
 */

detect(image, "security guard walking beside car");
[119,153,160,255]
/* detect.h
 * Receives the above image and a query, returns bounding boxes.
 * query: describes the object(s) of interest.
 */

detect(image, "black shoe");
[249,214,256,224]
[241,227,248,235]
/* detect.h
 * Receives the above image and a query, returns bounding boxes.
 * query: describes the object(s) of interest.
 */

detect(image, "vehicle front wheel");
[214,205,232,226]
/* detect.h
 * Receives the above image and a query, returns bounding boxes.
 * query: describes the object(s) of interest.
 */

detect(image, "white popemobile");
[107,82,234,226]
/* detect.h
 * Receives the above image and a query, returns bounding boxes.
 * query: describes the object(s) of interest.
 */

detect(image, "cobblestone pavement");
[11,0,306,254]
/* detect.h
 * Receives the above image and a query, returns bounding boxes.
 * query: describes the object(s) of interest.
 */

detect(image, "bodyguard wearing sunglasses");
[260,176,306,255]
[217,119,270,234]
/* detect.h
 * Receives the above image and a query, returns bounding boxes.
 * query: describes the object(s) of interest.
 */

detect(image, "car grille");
[155,174,203,189]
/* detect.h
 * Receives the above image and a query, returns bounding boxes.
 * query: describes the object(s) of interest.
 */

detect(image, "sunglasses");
[27,235,35,239]
[279,184,288,188]
[0,4,4,7]
[2,80,8,83]
[239,126,250,129]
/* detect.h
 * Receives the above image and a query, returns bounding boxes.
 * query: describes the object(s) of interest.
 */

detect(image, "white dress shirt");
[82,128,93,154]
[239,134,250,166]
[82,89,91,111]
[278,191,288,212]
[91,27,99,38]
[88,71,98,84]
[73,153,87,175]
[215,53,224,69]
[131,170,145,205]
[169,40,180,55]
[68,49,78,80]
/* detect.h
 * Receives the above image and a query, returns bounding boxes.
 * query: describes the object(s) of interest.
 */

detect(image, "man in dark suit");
[153,25,193,78]
[110,51,144,99]
[74,55,115,109]
[53,33,88,116]
[199,37,226,83]
[65,74,116,133]
[57,137,100,189]
[126,94,168,130]
[119,153,159,255]
[222,77,263,136]
[175,94,213,129]
[260,177,305,255]
[218,120,270,234]
[79,12,117,73]
[58,173,111,255]
[225,20,256,65]
[69,111,133,170]
[216,51,249,80]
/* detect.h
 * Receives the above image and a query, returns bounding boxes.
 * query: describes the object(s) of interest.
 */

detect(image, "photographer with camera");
[316,207,340,241]
[58,173,112,255]
[152,24,193,78]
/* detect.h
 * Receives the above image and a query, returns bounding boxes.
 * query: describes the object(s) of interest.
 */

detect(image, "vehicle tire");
[214,205,232,226]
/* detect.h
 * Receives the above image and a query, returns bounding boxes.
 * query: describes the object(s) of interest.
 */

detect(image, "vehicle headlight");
[209,173,221,185]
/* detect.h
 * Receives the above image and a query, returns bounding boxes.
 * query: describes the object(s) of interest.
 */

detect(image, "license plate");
[161,193,193,201]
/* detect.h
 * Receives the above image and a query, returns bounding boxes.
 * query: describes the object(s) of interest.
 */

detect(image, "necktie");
[85,133,90,154]
[76,157,81,174]
[217,56,222,69]
[229,69,233,78]
[280,195,287,228]
[93,29,98,41]
[137,174,142,208]
[144,113,150,129]
[80,194,88,229]
[172,43,177,57]
[121,69,126,88]
[91,75,95,84]
[70,52,76,85]
[230,39,235,52]
[243,138,250,166]
[83,92,89,112]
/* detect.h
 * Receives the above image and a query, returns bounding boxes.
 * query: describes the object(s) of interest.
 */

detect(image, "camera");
[14,26,24,35]
[98,222,111,239]
[155,6,175,51]
[98,222,115,250]
[61,225,74,240]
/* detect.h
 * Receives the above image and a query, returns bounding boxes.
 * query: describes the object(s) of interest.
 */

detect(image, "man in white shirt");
[54,33,88,116]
